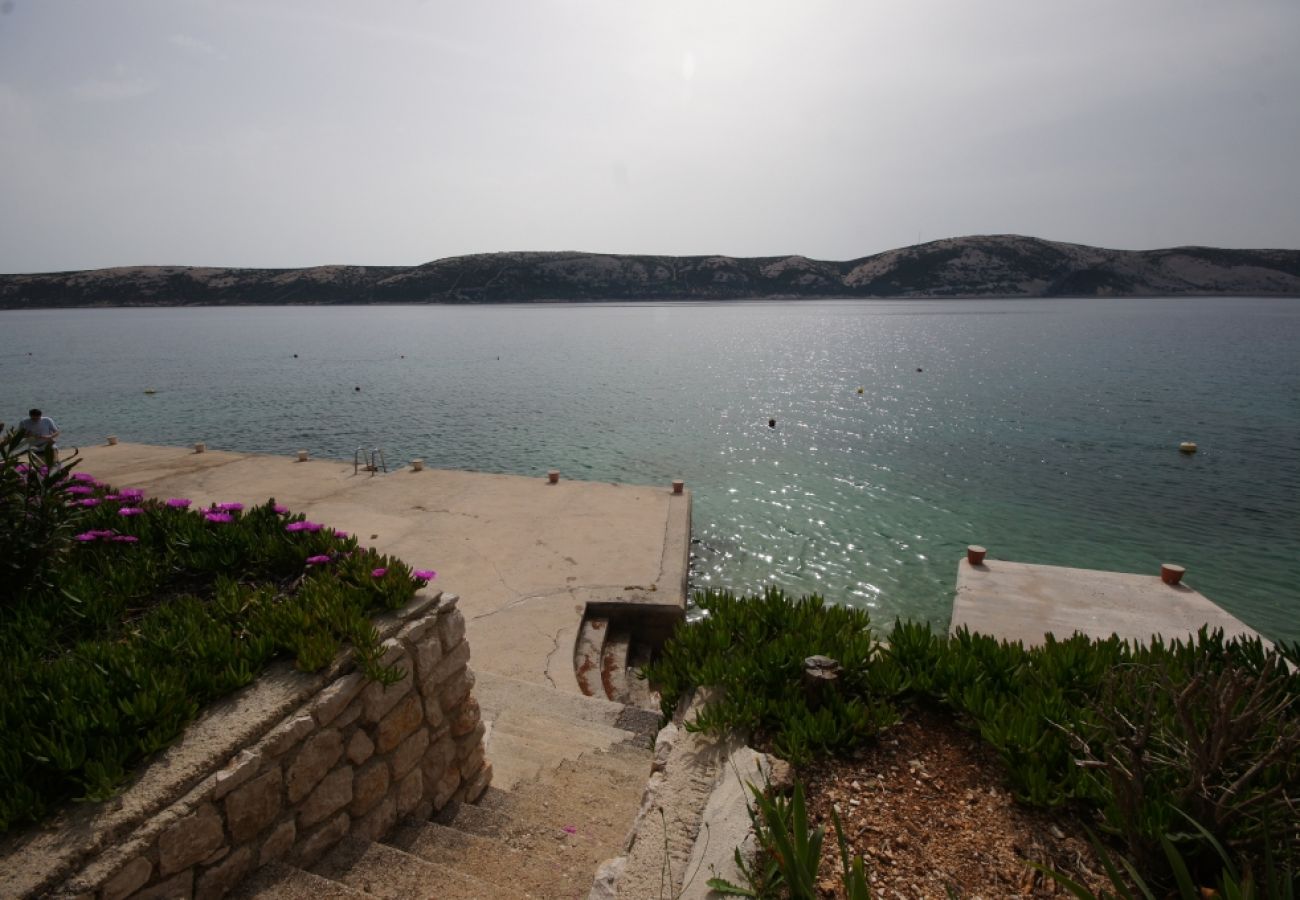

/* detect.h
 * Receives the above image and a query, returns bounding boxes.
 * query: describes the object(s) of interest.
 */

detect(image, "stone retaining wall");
[27,591,489,900]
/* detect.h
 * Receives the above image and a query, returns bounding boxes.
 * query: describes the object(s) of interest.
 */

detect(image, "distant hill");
[3,235,1299,308]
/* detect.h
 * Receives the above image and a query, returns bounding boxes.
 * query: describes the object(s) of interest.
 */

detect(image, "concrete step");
[388,819,594,900]
[475,669,633,732]
[482,730,549,791]
[572,616,608,699]
[553,748,652,790]
[490,706,642,753]
[487,763,645,854]
[232,862,368,899]
[315,837,525,900]
[599,627,631,702]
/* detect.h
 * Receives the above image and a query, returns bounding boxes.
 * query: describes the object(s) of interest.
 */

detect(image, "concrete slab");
[74,443,689,693]
[951,557,1265,647]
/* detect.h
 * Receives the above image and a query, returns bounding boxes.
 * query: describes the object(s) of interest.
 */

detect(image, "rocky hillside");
[4,236,1299,308]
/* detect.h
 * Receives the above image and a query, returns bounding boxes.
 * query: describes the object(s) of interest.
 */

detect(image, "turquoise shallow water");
[3,298,1298,642]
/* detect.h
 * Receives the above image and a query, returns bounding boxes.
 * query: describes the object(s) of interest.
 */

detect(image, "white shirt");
[20,416,58,448]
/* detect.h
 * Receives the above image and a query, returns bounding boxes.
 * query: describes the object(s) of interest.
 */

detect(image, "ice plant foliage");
[0,457,434,833]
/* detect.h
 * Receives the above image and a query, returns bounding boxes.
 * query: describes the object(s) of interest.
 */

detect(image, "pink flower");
[286,521,323,533]
[165,498,192,508]
[90,529,116,538]
[118,507,144,516]
[371,568,387,578]
[103,493,123,501]
[306,554,331,565]
[80,498,101,507]
[216,502,243,512]
[66,485,94,495]
[120,488,144,500]
[412,569,437,583]
[112,535,139,543]
[74,532,99,542]
[205,511,233,523]
[333,529,349,539]
[562,825,577,834]
[274,503,290,515]
[72,472,97,483]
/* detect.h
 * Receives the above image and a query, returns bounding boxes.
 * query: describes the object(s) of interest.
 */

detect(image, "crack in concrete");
[541,623,565,688]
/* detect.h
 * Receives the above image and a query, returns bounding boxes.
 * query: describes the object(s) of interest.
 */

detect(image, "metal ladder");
[353,446,387,475]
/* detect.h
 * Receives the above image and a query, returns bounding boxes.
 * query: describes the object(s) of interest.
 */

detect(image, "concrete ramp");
[951,558,1265,647]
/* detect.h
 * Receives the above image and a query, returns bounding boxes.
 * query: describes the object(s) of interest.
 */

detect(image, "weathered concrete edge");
[588,690,789,899]
[0,590,446,899]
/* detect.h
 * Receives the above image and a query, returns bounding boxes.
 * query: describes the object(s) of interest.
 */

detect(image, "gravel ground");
[799,707,1112,899]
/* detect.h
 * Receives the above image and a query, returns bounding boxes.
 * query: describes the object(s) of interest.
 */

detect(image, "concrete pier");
[75,442,690,694]
[951,556,1265,647]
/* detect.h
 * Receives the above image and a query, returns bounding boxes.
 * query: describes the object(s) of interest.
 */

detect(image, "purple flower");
[72,472,97,483]
[165,497,192,508]
[333,529,349,539]
[371,568,387,578]
[66,485,94,495]
[103,493,123,501]
[120,488,144,500]
[90,529,116,538]
[274,503,290,515]
[205,511,233,523]
[112,535,139,543]
[306,554,331,565]
[118,507,144,517]
[412,569,437,583]
[74,532,99,542]
[80,498,101,507]
[216,502,243,512]
[285,521,323,533]
[15,464,29,474]
[562,825,577,835]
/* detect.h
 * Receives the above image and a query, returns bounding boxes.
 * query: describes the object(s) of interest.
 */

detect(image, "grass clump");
[0,429,435,832]
[645,587,1300,895]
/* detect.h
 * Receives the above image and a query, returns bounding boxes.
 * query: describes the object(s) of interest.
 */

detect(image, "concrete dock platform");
[951,557,1265,647]
[75,443,690,694]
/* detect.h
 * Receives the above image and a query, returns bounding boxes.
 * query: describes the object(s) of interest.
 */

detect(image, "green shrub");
[649,590,1300,894]
[0,464,434,832]
[645,589,895,765]
[0,428,87,599]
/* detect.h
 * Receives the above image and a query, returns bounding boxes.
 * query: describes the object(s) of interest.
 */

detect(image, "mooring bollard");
[672,479,684,495]
[548,470,560,484]
[411,458,424,472]
[194,442,206,454]
[1161,563,1186,586]
[106,435,118,446]
[297,449,309,462]
[967,545,987,566]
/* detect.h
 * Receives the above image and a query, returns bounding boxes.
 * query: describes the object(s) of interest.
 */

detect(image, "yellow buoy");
[856,387,864,394]
[1179,441,1197,454]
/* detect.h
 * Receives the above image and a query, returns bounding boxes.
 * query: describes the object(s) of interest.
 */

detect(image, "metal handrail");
[353,446,388,475]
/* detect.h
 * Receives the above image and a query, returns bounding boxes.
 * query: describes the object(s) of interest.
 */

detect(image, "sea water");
[3,297,1297,642]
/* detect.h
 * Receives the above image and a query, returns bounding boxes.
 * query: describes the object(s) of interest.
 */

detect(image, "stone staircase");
[233,670,659,900]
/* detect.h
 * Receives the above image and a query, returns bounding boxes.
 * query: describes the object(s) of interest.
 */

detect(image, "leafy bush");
[648,590,1300,894]
[0,462,436,832]
[0,428,87,599]
[645,589,895,764]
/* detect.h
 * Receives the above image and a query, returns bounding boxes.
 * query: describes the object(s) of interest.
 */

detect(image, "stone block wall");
[49,593,490,900]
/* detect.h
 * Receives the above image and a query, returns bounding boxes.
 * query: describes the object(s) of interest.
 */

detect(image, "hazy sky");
[2,1,1299,272]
